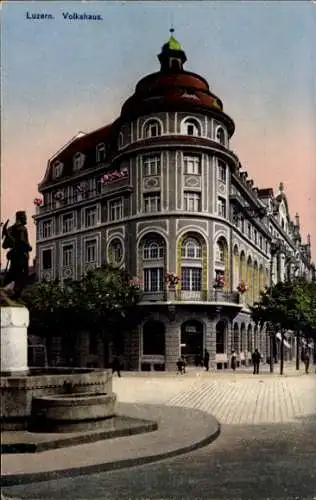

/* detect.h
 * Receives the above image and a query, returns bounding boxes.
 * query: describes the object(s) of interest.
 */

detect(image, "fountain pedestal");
[0,306,29,375]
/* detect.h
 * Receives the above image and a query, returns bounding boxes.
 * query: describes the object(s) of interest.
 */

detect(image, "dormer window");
[52,160,63,179]
[118,132,124,149]
[182,118,201,137]
[144,119,161,138]
[96,143,106,162]
[73,152,85,171]
[216,127,226,145]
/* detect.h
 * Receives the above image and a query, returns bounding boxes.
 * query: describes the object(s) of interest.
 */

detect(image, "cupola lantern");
[158,28,187,72]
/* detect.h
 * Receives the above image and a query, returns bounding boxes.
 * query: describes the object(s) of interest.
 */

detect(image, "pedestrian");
[181,355,187,374]
[112,354,122,377]
[231,350,237,372]
[177,356,185,375]
[252,348,261,375]
[303,349,310,374]
[195,353,201,367]
[203,349,210,371]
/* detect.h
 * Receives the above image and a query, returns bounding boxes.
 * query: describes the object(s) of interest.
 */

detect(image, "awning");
[276,332,291,349]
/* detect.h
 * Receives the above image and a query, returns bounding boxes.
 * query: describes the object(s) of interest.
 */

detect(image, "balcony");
[140,289,241,305]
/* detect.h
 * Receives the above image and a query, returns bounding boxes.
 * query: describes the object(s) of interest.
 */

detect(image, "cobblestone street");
[3,370,316,499]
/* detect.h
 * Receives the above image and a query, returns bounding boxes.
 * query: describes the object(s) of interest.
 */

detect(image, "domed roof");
[120,33,235,136]
[162,35,183,52]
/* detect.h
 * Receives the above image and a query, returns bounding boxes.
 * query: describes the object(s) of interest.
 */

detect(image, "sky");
[1,1,316,263]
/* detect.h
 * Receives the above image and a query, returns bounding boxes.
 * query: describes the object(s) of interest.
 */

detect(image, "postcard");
[1,2,316,499]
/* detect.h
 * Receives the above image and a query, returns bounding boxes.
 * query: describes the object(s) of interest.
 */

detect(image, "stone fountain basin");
[31,392,117,422]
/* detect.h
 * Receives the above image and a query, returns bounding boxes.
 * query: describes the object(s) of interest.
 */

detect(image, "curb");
[1,417,220,487]
[1,419,158,454]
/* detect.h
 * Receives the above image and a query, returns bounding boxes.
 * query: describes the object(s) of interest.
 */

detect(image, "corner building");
[35,36,314,370]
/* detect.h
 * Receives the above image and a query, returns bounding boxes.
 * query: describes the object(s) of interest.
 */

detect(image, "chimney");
[295,213,300,229]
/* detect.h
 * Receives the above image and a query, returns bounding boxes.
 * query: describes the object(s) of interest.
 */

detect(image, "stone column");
[165,315,180,371]
[205,314,218,370]
[124,327,140,371]
[1,306,29,375]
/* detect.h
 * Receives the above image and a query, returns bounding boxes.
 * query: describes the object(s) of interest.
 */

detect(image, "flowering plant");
[101,168,128,185]
[33,197,43,206]
[237,281,248,294]
[129,277,143,288]
[214,274,225,289]
[165,272,180,287]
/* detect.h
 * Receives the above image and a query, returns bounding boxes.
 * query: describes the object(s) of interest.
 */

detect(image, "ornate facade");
[34,35,314,370]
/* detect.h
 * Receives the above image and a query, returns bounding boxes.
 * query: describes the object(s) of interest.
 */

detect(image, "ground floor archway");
[181,320,204,365]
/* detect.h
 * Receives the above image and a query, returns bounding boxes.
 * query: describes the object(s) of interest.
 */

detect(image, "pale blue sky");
[1,1,316,258]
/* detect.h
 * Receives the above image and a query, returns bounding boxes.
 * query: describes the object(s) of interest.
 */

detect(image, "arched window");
[144,119,161,138]
[215,240,225,263]
[182,118,201,137]
[216,320,226,354]
[108,238,124,265]
[216,127,225,145]
[143,241,164,260]
[181,237,201,259]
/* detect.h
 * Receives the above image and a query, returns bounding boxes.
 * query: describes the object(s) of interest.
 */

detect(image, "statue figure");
[1,211,32,300]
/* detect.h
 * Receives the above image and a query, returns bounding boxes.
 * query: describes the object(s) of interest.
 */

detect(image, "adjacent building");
[34,34,314,370]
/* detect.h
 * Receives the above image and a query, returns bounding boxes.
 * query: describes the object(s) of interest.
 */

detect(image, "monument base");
[0,306,29,375]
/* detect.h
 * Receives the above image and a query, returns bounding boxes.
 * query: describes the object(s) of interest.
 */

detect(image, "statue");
[1,211,32,302]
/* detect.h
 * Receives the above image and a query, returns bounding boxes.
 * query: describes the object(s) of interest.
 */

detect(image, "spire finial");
[279,182,284,192]
[170,25,175,35]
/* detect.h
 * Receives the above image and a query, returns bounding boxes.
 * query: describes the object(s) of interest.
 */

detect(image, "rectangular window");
[109,198,123,221]
[42,220,52,238]
[144,268,164,292]
[85,206,97,227]
[259,235,263,249]
[218,161,226,182]
[184,192,201,212]
[62,213,74,233]
[143,155,161,176]
[144,193,161,213]
[248,223,252,239]
[218,198,226,218]
[85,239,97,263]
[181,267,202,291]
[183,155,201,175]
[42,249,52,270]
[62,244,73,267]
[254,229,258,245]
[148,123,158,137]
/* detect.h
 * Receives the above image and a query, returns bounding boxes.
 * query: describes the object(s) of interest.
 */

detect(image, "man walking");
[252,348,261,375]
[303,349,310,374]
[112,355,122,377]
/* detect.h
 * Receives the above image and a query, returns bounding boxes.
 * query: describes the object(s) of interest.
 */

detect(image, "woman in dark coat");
[203,349,210,371]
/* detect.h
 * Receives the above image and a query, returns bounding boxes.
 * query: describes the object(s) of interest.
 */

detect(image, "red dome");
[120,37,234,136]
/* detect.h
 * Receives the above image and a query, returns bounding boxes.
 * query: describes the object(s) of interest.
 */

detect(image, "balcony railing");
[141,289,241,305]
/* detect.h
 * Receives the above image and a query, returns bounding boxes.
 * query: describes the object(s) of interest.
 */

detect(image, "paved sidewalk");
[113,369,316,424]
[1,403,219,486]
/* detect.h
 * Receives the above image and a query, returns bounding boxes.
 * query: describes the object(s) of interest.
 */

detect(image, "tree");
[22,265,144,365]
[251,279,316,375]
